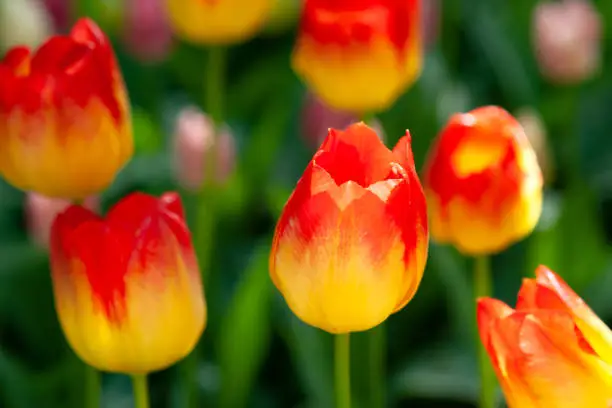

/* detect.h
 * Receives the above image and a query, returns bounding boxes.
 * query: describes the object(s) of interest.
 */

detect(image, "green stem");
[84,364,101,408]
[367,325,385,408]
[182,45,227,408]
[335,334,351,408]
[474,256,495,408]
[131,374,150,408]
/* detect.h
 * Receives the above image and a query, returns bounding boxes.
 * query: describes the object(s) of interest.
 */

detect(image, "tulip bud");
[0,0,53,50]
[0,18,133,199]
[172,107,236,192]
[515,108,554,183]
[423,106,543,255]
[422,0,440,47]
[166,0,273,45]
[122,0,173,62]
[270,123,428,333]
[301,92,386,148]
[26,193,99,249]
[41,0,70,32]
[533,0,602,84]
[477,266,612,407]
[50,192,206,373]
[292,0,422,113]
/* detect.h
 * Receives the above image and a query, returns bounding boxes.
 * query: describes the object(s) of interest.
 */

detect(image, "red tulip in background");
[292,0,422,113]
[0,18,133,199]
[270,123,428,333]
[424,106,543,255]
[50,192,206,373]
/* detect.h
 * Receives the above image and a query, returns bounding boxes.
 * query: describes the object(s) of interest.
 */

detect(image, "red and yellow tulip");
[292,0,422,113]
[478,266,612,407]
[0,18,133,199]
[166,0,273,45]
[50,192,206,374]
[423,106,543,255]
[270,123,428,333]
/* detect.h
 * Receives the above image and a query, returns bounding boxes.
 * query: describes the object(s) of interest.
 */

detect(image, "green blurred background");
[1,0,612,407]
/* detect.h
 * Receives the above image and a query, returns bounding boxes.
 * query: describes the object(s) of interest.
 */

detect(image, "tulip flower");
[477,266,612,407]
[0,0,53,50]
[301,92,386,148]
[270,123,428,333]
[423,106,543,255]
[292,0,422,113]
[123,0,173,62]
[50,192,206,373]
[165,0,273,45]
[0,18,133,199]
[25,192,99,249]
[533,0,602,85]
[172,106,236,192]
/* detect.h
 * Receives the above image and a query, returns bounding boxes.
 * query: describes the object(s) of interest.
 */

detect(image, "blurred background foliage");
[1,0,612,407]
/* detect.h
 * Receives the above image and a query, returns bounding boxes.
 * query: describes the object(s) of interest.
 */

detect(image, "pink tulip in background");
[301,92,386,149]
[42,0,70,32]
[26,193,99,249]
[122,0,173,62]
[533,0,602,84]
[172,106,236,192]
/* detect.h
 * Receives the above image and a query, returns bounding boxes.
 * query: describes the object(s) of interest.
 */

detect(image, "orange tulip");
[292,0,422,113]
[270,123,428,333]
[50,192,206,374]
[166,0,273,45]
[423,106,543,255]
[478,266,612,408]
[0,18,133,199]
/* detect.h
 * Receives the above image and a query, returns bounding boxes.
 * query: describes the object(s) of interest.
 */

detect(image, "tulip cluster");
[0,2,610,408]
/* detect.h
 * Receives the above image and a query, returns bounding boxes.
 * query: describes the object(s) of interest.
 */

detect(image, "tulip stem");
[335,333,351,408]
[131,374,150,408]
[206,46,226,126]
[474,256,495,408]
[84,364,101,408]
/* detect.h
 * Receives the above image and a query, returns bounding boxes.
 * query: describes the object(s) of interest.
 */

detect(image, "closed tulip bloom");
[533,0,602,85]
[292,0,422,113]
[423,106,543,255]
[172,106,236,191]
[270,123,428,333]
[166,0,273,45]
[477,266,612,407]
[26,192,99,249]
[123,0,173,62]
[0,18,133,199]
[50,192,206,373]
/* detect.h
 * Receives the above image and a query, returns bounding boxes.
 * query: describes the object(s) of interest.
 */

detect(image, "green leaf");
[217,244,274,408]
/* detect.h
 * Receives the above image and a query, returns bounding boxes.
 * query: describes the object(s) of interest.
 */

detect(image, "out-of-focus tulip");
[26,193,99,249]
[270,123,428,333]
[123,0,173,62]
[423,106,543,255]
[0,0,53,50]
[301,92,386,148]
[292,0,422,114]
[0,18,133,199]
[477,266,612,408]
[50,192,206,374]
[172,107,236,192]
[165,0,273,45]
[533,0,602,85]
[422,0,439,47]
[42,0,70,32]
[516,108,554,183]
